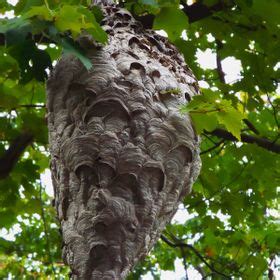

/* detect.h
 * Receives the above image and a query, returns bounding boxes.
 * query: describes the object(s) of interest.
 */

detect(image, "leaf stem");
[44,0,54,16]
[190,108,222,114]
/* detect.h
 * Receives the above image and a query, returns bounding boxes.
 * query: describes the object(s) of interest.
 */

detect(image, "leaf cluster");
[0,0,279,279]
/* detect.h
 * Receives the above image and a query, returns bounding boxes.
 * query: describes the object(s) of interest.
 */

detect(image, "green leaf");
[20,111,47,144]
[23,5,54,21]
[191,112,218,134]
[0,0,13,13]
[14,0,44,15]
[157,0,180,8]
[61,37,92,70]
[77,6,107,44]
[54,4,85,37]
[0,88,19,109]
[91,6,104,23]
[0,238,14,254]
[0,17,31,46]
[8,40,52,83]
[53,4,107,43]
[251,0,280,27]
[140,0,159,7]
[216,105,244,140]
[181,90,245,139]
[153,7,188,41]
[0,210,17,228]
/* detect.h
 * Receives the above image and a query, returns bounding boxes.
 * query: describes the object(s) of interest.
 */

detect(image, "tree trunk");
[47,3,201,279]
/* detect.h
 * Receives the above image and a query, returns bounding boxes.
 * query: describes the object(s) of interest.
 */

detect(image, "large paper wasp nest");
[47,3,201,279]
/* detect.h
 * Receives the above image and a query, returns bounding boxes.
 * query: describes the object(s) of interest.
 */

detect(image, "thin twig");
[266,93,279,129]
[180,247,189,280]
[200,140,225,155]
[161,235,231,279]
[39,180,55,275]
[189,157,251,210]
[202,133,218,145]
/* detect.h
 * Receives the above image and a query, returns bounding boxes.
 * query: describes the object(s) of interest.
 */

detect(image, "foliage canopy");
[0,0,279,278]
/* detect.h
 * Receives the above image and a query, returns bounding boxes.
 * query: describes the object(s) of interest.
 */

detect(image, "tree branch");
[207,128,280,154]
[160,235,231,279]
[133,1,234,29]
[243,119,260,135]
[181,1,233,23]
[0,132,33,179]
[215,39,226,83]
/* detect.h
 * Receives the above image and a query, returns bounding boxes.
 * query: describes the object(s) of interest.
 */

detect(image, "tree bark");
[47,3,201,279]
